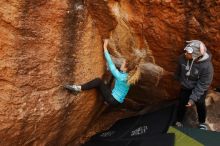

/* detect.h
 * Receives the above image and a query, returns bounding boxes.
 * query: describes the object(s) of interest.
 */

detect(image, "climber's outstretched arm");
[103,39,121,79]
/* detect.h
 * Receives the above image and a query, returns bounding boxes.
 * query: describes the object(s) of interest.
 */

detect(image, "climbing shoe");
[64,85,81,92]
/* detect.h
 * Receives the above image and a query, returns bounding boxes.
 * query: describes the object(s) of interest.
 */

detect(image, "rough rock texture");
[0,0,220,145]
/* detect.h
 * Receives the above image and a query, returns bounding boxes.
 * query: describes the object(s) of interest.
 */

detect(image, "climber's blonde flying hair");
[125,57,143,85]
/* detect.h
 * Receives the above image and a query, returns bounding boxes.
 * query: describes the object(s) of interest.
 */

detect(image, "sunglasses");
[184,47,193,54]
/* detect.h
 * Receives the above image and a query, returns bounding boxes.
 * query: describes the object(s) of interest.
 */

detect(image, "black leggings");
[176,88,207,123]
[81,78,120,106]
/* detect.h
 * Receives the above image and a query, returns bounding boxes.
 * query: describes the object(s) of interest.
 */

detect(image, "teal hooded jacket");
[104,50,130,103]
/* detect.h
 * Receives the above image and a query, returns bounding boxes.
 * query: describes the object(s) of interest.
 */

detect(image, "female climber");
[64,39,141,106]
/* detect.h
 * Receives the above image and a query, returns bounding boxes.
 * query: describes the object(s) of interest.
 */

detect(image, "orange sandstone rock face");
[0,0,220,145]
